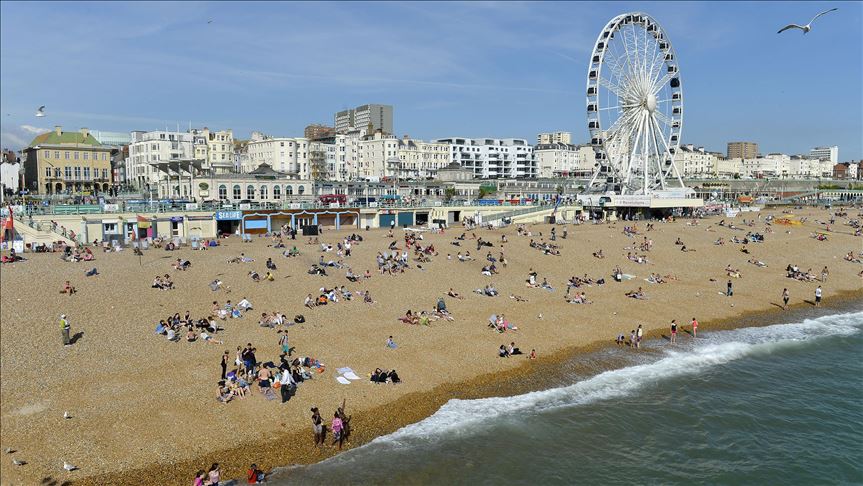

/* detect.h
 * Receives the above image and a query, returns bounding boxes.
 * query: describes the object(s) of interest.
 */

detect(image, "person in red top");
[691,317,699,338]
[247,463,265,484]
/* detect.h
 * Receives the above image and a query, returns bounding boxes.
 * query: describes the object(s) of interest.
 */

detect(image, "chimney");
[81,127,89,138]
[403,135,410,141]
[55,126,62,136]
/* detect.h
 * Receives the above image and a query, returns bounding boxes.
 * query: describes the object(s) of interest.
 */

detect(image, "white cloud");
[19,124,49,134]
[0,131,27,149]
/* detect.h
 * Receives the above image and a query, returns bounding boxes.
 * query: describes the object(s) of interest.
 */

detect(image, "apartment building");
[673,145,718,178]
[534,143,594,178]
[243,132,309,178]
[727,141,758,160]
[433,137,536,179]
[537,131,572,145]
[335,104,393,134]
[127,130,194,190]
[191,127,234,174]
[810,146,838,164]
[23,126,113,195]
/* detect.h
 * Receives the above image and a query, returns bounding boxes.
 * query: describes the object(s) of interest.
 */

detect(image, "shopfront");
[215,210,242,236]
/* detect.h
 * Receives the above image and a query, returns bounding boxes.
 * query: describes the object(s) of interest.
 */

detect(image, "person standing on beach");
[670,320,677,344]
[636,324,643,349]
[278,330,290,357]
[220,350,229,380]
[60,314,71,346]
[815,286,822,307]
[311,407,324,447]
[690,317,698,338]
[331,411,344,449]
[782,288,790,310]
[207,463,221,486]
[821,266,829,283]
[726,280,733,297]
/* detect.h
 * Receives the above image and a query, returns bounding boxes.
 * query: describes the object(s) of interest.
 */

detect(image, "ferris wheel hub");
[645,93,657,113]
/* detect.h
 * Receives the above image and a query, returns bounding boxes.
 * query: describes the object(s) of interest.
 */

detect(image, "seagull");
[64,411,72,419]
[63,461,78,471]
[777,8,838,34]
[12,458,26,466]
[35,105,46,117]
[4,448,15,454]
[207,19,213,24]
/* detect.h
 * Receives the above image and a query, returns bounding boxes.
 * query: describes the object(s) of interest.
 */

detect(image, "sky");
[1,1,861,160]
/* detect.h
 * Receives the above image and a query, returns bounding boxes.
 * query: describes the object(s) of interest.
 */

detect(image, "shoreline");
[81,290,863,486]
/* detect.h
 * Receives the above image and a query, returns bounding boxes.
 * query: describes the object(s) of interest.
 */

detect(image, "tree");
[444,187,456,202]
[198,182,209,190]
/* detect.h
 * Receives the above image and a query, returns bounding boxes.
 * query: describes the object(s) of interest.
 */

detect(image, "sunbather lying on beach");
[625,287,646,299]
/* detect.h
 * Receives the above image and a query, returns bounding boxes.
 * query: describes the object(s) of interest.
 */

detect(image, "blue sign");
[215,211,242,221]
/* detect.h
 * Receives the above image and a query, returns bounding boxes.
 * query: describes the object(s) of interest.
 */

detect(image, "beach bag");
[294,314,305,324]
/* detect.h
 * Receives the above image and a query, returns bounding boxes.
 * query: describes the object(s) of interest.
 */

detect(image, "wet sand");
[1,207,861,485]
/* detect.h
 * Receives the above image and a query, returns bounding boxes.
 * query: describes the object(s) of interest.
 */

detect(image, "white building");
[127,130,194,190]
[810,146,838,164]
[243,132,310,178]
[395,136,451,179]
[432,137,536,179]
[534,143,594,178]
[1,153,21,200]
[357,131,399,179]
[740,156,784,178]
[713,158,741,179]
[537,131,572,145]
[191,127,234,174]
[674,145,718,178]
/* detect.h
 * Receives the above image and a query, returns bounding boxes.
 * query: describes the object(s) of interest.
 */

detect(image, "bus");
[319,194,347,205]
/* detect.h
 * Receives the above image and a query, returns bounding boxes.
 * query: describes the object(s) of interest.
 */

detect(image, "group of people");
[151,274,175,290]
[155,312,224,344]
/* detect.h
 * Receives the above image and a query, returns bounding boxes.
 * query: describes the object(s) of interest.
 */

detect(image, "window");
[55,151,60,159]
[298,185,305,195]
[102,169,108,179]
[102,153,107,161]
[259,185,268,200]
[45,167,51,177]
[83,167,90,180]
[233,185,241,199]
[83,152,89,160]
[273,185,281,199]
[246,185,255,199]
[54,168,61,177]
[218,185,227,200]
[74,152,79,160]
[43,150,50,159]
[74,167,81,179]
[65,151,70,159]
[286,185,293,195]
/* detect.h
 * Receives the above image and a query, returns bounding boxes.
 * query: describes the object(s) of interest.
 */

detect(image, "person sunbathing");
[249,271,261,282]
[447,288,464,300]
[593,249,605,259]
[61,280,77,295]
[625,287,646,299]
[509,294,528,302]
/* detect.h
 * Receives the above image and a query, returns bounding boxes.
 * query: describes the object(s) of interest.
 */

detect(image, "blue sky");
[1,1,861,160]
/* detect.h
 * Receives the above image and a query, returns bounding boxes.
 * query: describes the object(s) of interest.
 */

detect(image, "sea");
[271,307,863,485]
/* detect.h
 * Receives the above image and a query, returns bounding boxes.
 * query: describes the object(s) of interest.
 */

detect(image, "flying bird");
[207,19,213,24]
[777,8,838,34]
[35,105,46,117]
[12,458,26,466]
[64,411,72,419]
[63,461,78,471]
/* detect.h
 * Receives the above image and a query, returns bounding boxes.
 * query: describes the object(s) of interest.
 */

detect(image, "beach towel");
[336,376,351,385]
[344,371,361,380]
[336,367,353,375]
[621,274,636,280]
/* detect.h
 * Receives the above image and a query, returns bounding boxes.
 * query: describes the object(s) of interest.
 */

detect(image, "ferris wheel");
[586,12,685,196]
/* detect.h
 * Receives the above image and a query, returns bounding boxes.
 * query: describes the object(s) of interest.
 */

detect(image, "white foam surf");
[367,311,863,448]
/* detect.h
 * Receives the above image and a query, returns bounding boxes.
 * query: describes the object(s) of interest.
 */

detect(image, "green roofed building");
[23,126,114,195]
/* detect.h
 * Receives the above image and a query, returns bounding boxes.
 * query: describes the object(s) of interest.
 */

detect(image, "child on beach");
[670,320,677,344]
[691,317,698,337]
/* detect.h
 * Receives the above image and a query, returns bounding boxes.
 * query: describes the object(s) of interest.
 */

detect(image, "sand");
[1,207,861,485]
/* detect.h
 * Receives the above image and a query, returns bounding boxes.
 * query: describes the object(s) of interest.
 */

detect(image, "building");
[537,131,572,145]
[357,131,400,179]
[394,136,451,179]
[810,146,839,165]
[534,143,594,178]
[433,137,536,179]
[1,150,21,199]
[673,145,718,178]
[91,130,132,147]
[713,158,741,179]
[127,130,194,190]
[304,124,335,141]
[335,104,393,134]
[23,126,113,195]
[243,132,309,178]
[191,127,234,174]
[727,141,758,160]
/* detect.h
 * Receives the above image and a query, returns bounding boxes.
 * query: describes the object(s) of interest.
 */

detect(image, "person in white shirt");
[279,367,296,403]
[238,298,252,311]
[815,286,822,307]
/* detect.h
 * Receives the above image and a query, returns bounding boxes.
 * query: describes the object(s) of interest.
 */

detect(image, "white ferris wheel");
[586,12,686,196]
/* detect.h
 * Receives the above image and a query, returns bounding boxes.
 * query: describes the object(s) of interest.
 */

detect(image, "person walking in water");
[635,324,643,349]
[814,286,822,307]
[690,317,698,338]
[782,288,790,310]
[670,320,677,344]
[60,314,71,346]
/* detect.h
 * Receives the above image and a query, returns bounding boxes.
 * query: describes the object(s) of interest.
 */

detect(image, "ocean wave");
[366,311,863,449]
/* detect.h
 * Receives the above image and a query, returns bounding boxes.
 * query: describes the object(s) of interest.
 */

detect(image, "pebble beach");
[1,207,861,485]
